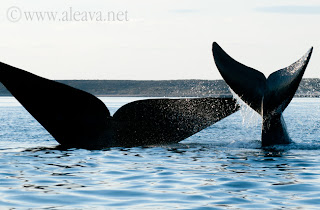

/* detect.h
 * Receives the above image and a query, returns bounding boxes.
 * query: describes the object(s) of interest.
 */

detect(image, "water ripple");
[0,97,320,208]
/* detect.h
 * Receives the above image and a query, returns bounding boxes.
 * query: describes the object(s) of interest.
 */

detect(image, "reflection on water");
[0,97,320,208]
[2,146,320,209]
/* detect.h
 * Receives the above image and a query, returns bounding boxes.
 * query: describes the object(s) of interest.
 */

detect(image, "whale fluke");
[113,97,237,147]
[0,62,239,149]
[212,42,313,147]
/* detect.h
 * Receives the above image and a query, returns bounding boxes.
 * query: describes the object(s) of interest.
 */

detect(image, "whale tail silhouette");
[0,62,239,148]
[212,42,313,147]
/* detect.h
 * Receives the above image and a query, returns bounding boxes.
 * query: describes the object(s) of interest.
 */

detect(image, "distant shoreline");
[0,79,319,97]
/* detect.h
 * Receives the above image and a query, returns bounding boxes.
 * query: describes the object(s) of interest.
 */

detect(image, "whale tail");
[212,42,313,146]
[0,62,112,148]
[0,61,239,148]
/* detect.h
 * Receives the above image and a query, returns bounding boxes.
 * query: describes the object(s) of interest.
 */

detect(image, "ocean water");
[0,97,320,209]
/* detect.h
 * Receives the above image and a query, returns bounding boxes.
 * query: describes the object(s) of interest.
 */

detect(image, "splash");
[230,89,261,128]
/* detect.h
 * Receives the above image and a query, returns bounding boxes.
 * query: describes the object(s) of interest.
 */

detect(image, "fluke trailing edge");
[0,62,238,149]
[212,42,313,147]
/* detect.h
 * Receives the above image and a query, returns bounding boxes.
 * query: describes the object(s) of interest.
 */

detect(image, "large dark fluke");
[0,62,238,149]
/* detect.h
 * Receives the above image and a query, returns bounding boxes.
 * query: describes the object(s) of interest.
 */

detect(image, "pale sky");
[0,0,319,80]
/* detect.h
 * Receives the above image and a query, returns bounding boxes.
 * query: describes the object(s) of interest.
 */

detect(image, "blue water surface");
[0,97,320,209]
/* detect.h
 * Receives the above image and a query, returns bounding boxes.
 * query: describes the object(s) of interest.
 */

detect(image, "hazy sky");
[0,0,320,80]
